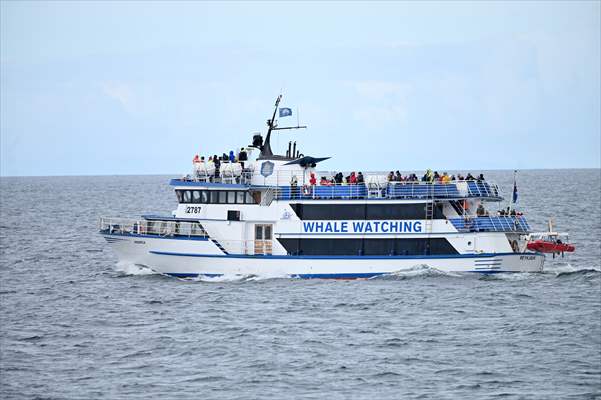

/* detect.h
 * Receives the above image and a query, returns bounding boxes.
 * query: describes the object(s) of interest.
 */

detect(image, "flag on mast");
[512,170,518,204]
[279,108,292,118]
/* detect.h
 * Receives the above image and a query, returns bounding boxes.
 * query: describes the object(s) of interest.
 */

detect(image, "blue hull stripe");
[150,250,536,260]
[165,270,515,279]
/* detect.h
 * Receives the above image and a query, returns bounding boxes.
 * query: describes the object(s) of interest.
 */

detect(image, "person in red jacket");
[309,173,317,186]
[349,171,357,185]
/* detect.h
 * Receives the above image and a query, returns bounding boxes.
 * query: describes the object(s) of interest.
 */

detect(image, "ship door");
[254,224,273,255]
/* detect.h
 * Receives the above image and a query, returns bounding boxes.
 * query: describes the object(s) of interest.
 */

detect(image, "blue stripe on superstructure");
[148,250,529,260]
[102,232,209,241]
[141,214,203,222]
[170,179,249,188]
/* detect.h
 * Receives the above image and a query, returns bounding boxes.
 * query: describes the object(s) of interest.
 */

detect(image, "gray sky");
[1,1,599,176]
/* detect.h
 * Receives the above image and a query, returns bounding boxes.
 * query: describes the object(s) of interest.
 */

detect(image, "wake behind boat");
[100,95,557,279]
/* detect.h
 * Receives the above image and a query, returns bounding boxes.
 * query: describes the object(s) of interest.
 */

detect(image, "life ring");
[302,185,311,196]
[511,240,519,252]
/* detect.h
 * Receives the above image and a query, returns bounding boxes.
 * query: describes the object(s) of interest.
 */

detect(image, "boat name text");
[302,220,423,234]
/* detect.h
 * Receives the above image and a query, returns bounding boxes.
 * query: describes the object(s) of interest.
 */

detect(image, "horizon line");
[1,167,600,179]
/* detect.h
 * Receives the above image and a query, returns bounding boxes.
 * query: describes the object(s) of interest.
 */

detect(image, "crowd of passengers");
[189,149,249,182]
[387,170,485,184]
[305,171,366,186]
[301,169,486,186]
[192,148,249,170]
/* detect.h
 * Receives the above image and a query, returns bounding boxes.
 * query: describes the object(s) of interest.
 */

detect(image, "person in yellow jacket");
[424,169,434,183]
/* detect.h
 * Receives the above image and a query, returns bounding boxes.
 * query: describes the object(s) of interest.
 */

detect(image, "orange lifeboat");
[527,240,575,253]
[527,220,575,256]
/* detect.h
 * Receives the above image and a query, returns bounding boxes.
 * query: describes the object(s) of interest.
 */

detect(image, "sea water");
[0,169,599,399]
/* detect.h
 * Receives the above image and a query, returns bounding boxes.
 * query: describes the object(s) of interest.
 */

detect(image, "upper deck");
[170,176,503,202]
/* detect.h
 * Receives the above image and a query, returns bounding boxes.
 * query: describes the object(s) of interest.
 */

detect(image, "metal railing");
[173,166,502,201]
[100,217,276,255]
[99,217,208,238]
[449,216,530,233]
[184,162,254,185]
[273,180,500,201]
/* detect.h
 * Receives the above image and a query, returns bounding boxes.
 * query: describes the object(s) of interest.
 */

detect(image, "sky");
[1,1,600,176]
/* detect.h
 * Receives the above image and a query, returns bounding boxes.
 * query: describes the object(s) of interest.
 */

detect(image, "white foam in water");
[188,272,292,282]
[115,261,156,276]
[374,264,462,279]
[188,274,249,282]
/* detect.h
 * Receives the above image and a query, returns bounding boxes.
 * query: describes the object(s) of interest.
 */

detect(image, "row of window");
[176,190,257,205]
[278,238,458,256]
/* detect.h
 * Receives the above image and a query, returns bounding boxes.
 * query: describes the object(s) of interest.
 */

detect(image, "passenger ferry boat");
[100,95,546,278]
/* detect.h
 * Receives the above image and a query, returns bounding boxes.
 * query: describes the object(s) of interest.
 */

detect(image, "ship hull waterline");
[104,235,545,278]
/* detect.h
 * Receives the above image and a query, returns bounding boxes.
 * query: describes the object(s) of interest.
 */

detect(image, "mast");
[260,94,282,158]
[259,94,307,159]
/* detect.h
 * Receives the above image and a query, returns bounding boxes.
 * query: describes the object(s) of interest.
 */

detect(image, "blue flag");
[512,180,518,203]
[279,108,292,118]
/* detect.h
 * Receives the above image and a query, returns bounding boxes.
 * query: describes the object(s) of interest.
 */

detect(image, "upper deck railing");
[449,216,530,233]
[273,180,500,201]
[99,217,208,238]
[173,172,502,201]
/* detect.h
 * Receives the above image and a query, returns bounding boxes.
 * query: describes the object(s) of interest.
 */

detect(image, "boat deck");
[170,179,503,201]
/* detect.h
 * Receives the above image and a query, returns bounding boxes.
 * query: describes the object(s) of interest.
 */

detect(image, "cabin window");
[201,191,209,204]
[176,190,183,203]
[227,191,236,204]
[183,190,192,203]
[237,191,246,204]
[278,238,458,256]
[219,191,227,204]
[245,192,255,204]
[210,191,219,204]
[192,190,202,203]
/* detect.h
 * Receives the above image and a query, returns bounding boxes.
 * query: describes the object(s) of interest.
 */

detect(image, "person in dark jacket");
[238,148,248,169]
[213,154,220,179]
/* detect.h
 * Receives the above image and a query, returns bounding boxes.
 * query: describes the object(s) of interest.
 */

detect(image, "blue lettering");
[364,222,373,233]
[381,221,389,232]
[373,221,381,232]
[341,222,348,233]
[315,222,324,232]
[325,222,333,233]
[353,222,364,232]
[389,221,399,232]
[403,221,413,232]
[414,221,422,232]
[303,222,315,232]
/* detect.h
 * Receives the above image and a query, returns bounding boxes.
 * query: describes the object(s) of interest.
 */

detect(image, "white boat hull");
[104,234,545,278]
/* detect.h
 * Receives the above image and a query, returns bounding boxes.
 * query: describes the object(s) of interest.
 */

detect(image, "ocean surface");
[1,169,600,399]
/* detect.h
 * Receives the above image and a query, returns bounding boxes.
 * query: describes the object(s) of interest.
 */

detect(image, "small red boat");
[527,240,575,253]
[527,221,575,256]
